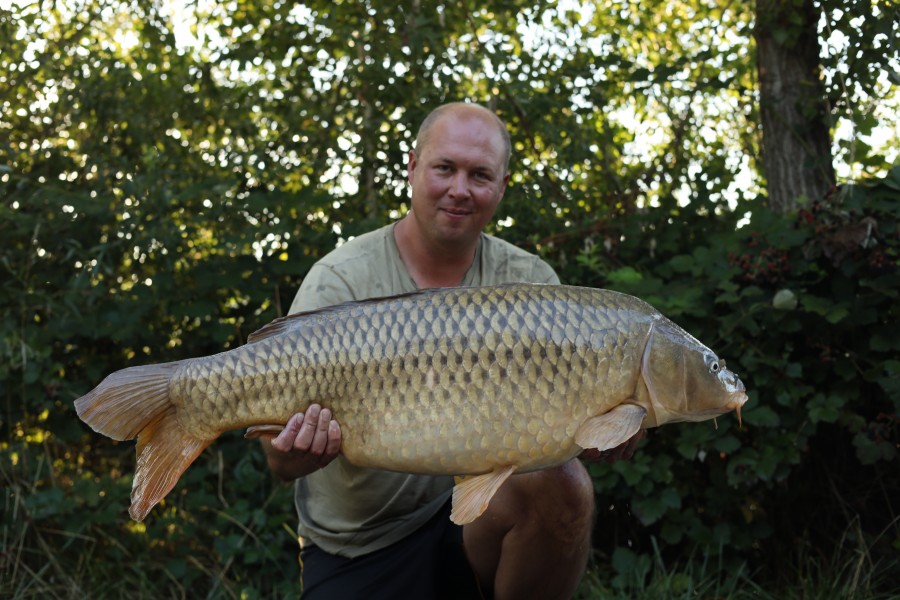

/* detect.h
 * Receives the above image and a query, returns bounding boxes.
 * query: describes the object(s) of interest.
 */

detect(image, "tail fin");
[74,361,213,521]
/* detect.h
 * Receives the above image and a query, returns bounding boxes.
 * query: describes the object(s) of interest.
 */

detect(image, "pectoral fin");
[450,465,517,525]
[244,425,286,439]
[575,404,647,451]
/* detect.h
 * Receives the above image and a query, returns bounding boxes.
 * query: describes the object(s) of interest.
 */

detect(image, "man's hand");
[261,404,342,480]
[579,429,646,464]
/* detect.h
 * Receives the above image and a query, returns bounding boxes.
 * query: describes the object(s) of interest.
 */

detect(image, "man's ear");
[499,171,510,198]
[407,150,418,184]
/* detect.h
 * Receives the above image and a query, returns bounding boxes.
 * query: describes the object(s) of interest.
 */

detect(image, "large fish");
[75,283,747,525]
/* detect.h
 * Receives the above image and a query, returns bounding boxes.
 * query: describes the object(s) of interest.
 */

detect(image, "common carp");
[75,283,747,524]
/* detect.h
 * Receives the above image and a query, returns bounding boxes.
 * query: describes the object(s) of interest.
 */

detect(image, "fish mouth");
[712,367,748,426]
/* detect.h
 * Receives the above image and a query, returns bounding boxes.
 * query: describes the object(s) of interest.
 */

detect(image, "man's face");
[407,109,510,251]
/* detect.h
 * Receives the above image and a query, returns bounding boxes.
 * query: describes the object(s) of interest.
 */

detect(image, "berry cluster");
[728,231,790,285]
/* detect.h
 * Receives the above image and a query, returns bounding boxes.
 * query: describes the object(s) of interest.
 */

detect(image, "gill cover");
[640,318,737,426]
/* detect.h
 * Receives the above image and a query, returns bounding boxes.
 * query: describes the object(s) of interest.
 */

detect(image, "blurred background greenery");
[2,0,898,597]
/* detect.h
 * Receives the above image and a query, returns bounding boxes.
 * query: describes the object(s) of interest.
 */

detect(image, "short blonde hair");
[413,102,511,170]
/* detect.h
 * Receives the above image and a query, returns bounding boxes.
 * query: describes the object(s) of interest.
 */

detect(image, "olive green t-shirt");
[289,222,559,558]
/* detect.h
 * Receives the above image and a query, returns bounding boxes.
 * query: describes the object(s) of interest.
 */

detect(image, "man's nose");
[449,173,471,198]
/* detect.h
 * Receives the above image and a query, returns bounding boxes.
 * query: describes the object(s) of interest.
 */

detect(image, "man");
[261,102,640,599]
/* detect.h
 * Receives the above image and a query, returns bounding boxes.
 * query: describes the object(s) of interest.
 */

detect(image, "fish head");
[639,317,747,428]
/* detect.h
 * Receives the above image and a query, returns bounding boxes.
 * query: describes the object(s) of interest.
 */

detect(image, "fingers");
[325,420,342,457]
[271,413,305,453]
[294,404,327,454]
[579,429,647,464]
[618,429,646,458]
[602,429,644,462]
[578,447,604,463]
[270,405,342,467]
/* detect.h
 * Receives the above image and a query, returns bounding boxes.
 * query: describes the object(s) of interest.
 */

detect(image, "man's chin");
[432,226,479,249]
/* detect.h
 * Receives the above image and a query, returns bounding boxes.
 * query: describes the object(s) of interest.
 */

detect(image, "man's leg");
[462,458,595,600]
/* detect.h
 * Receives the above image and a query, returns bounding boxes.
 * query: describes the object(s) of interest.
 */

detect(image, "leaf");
[800,294,830,315]
[870,332,898,352]
[742,406,780,428]
[613,456,652,487]
[853,429,898,465]
[824,306,849,324]
[669,254,694,273]
[713,434,742,453]
[808,393,846,424]
[606,266,643,285]
[883,165,900,190]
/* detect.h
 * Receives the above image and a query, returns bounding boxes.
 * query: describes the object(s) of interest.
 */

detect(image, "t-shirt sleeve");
[534,259,561,285]
[477,233,561,286]
[288,264,357,314]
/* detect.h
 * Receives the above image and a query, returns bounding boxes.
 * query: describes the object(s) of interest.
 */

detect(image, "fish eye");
[706,353,720,372]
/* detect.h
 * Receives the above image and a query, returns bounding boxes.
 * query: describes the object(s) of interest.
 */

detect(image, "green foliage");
[576,524,900,600]
[2,0,898,597]
[575,541,770,600]
[583,168,900,593]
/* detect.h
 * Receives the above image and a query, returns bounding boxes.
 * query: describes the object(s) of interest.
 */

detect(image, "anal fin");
[575,404,646,451]
[450,465,517,525]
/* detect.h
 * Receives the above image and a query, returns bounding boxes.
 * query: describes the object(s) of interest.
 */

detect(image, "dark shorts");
[299,500,487,599]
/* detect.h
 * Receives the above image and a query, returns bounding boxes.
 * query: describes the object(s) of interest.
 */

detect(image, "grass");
[4,442,898,599]
[576,540,769,600]
[774,516,900,600]
[4,491,899,600]
[6,518,897,599]
[1,448,301,600]
[575,524,900,600]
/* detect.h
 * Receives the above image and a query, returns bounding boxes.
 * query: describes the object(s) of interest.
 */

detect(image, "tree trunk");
[755,0,835,214]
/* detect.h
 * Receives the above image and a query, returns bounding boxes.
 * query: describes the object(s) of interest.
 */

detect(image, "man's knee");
[463,460,595,596]
[550,458,595,507]
[502,459,595,540]
[539,459,595,536]
[470,459,595,538]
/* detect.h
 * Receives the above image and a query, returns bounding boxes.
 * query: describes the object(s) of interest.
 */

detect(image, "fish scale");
[75,283,747,524]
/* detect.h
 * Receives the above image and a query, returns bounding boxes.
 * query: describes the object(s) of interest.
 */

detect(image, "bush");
[576,167,899,592]
[2,168,898,596]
